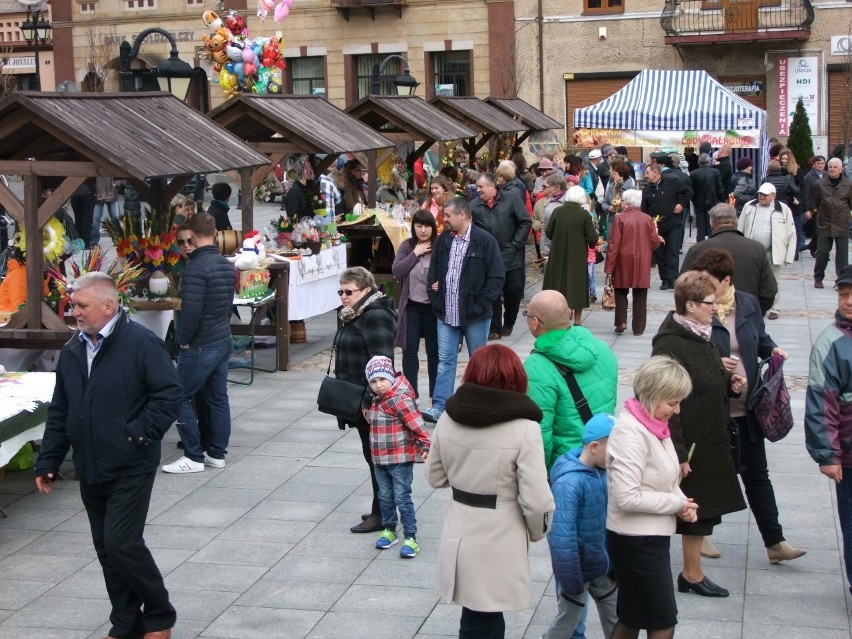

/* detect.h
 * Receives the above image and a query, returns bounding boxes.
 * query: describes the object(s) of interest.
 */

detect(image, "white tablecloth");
[129,310,172,340]
[288,244,347,321]
[0,424,43,468]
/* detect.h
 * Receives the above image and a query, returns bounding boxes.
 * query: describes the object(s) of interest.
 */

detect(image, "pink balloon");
[244,62,257,76]
[284,0,295,6]
[274,3,289,21]
[242,48,255,63]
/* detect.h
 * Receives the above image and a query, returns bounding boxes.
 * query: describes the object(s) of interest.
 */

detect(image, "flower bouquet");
[310,193,327,218]
[292,218,322,255]
[272,214,294,248]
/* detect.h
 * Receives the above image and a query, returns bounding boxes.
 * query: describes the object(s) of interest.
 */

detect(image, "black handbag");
[316,332,366,423]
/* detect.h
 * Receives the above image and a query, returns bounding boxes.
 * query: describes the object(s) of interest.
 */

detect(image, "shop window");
[432,51,471,97]
[583,0,623,14]
[355,53,401,99]
[290,56,326,96]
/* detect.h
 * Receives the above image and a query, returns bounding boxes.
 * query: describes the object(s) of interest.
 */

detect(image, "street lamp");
[119,28,194,100]
[18,7,52,91]
[370,54,419,96]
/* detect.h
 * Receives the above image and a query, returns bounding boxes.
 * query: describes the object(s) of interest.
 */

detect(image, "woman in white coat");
[606,356,699,639]
[426,343,555,639]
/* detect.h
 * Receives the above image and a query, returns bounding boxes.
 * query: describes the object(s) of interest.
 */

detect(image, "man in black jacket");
[642,163,691,290]
[471,172,531,339]
[35,272,181,639]
[691,153,727,242]
[681,203,778,315]
[206,182,233,231]
[163,212,236,474]
[423,197,505,422]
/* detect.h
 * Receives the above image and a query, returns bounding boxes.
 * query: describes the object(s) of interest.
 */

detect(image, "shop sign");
[723,81,763,97]
[573,128,761,149]
[777,56,819,136]
[831,36,852,56]
[3,56,36,71]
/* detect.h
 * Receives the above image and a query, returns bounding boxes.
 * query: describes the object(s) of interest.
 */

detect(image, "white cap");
[588,149,602,160]
[757,182,776,195]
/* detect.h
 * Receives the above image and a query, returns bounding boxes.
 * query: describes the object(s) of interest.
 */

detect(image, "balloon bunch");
[203,8,288,99]
[257,0,295,22]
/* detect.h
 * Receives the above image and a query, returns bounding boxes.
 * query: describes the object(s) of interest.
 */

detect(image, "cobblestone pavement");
[0,196,850,638]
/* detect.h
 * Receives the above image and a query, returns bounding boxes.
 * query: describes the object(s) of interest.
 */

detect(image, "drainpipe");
[538,0,544,110]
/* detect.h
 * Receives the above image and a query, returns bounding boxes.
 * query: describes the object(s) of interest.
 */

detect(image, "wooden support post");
[240,167,253,231]
[366,149,377,207]
[23,175,41,330]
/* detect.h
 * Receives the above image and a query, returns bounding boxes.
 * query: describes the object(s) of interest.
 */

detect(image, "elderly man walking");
[809,158,852,288]
[642,163,691,290]
[523,290,617,472]
[35,272,181,639]
[471,172,531,340]
[737,182,796,319]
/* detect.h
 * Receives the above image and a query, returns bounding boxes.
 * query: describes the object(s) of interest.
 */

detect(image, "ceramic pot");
[149,271,169,296]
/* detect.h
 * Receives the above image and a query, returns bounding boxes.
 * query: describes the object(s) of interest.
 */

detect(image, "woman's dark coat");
[652,312,746,520]
[710,291,776,443]
[543,201,598,311]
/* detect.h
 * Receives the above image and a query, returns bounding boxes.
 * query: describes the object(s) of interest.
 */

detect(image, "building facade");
[49,0,516,108]
[514,0,852,153]
[0,0,55,92]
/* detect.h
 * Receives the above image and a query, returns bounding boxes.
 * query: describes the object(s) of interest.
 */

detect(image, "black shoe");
[677,573,729,597]
[660,281,671,290]
[361,513,371,521]
[350,513,383,533]
[501,326,513,337]
[176,441,184,449]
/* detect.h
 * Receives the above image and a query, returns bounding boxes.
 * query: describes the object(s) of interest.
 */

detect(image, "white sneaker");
[203,452,226,469]
[161,456,205,474]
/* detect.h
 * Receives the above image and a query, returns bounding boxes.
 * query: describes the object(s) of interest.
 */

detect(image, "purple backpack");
[747,353,794,442]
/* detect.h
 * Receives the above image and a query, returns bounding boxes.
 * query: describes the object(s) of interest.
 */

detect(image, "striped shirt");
[444,222,471,327]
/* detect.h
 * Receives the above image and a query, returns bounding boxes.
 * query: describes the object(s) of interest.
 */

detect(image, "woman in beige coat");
[426,344,554,639]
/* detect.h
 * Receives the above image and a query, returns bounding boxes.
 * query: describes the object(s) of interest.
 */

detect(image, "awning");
[574,70,765,132]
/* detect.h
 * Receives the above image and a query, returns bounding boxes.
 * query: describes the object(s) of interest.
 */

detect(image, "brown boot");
[143,630,171,639]
[767,541,806,564]
[700,537,721,559]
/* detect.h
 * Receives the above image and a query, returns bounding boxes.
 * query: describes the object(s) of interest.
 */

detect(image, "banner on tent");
[573,128,762,149]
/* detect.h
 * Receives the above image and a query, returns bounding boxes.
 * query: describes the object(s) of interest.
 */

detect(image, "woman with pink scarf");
[606,355,697,639]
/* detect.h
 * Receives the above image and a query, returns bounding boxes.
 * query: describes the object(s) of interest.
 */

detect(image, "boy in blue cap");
[543,414,618,639]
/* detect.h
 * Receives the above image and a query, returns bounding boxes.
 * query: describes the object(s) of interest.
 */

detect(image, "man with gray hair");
[808,157,852,288]
[35,271,182,639]
[690,152,726,242]
[681,203,777,316]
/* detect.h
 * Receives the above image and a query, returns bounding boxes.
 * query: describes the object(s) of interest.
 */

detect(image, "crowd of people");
[19,138,852,639]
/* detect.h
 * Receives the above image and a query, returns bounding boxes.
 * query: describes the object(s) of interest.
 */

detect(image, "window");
[124,0,156,10]
[355,53,401,99]
[432,51,471,97]
[290,56,326,96]
[583,0,623,14]
[80,2,96,12]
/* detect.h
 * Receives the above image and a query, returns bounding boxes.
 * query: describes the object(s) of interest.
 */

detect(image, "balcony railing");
[332,0,406,20]
[661,0,814,43]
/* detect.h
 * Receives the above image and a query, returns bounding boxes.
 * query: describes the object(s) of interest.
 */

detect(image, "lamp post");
[119,28,194,100]
[370,54,419,96]
[18,7,52,91]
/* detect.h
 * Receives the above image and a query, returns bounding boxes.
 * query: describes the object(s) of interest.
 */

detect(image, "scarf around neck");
[672,312,712,341]
[624,397,670,440]
[715,285,736,326]
[338,289,384,323]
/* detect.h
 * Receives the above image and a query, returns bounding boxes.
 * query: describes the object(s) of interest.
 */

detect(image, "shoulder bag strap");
[328,325,344,375]
[531,349,594,425]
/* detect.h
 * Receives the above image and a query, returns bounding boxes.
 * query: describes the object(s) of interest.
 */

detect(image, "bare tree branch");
[80,16,115,92]
[0,45,16,98]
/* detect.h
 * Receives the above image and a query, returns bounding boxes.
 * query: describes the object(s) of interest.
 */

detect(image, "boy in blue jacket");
[543,414,618,639]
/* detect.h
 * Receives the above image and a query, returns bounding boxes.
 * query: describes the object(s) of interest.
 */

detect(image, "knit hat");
[601,144,615,157]
[538,157,554,170]
[736,157,753,171]
[582,413,615,445]
[365,356,395,382]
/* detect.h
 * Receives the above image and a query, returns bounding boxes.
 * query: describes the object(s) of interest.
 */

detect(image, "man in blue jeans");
[806,265,852,595]
[163,212,236,474]
[422,197,504,423]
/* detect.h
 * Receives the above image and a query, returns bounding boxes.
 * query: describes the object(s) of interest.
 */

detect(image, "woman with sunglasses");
[332,266,398,534]
[651,271,746,599]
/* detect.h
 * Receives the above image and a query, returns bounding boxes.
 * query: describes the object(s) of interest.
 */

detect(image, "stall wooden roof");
[484,97,563,132]
[430,96,528,136]
[0,91,270,180]
[207,94,395,155]
[346,95,476,143]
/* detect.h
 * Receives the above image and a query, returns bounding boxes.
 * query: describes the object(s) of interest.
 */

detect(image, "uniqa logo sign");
[831,35,852,56]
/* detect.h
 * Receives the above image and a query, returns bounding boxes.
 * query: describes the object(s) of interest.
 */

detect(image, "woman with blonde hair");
[778,146,807,253]
[607,355,697,639]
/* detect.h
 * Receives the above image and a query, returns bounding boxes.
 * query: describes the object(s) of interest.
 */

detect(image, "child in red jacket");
[364,356,431,558]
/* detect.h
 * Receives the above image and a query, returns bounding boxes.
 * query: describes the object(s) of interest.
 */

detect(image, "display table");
[286,243,347,321]
[0,373,55,515]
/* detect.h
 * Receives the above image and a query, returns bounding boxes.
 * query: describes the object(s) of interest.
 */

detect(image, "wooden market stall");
[430,96,530,162]
[0,91,270,353]
[205,94,396,232]
[346,95,477,206]
[484,97,564,152]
